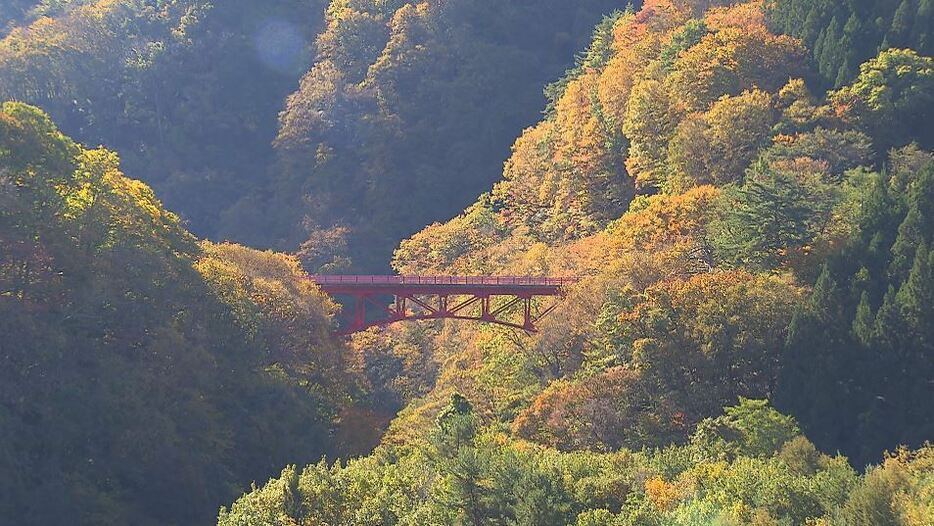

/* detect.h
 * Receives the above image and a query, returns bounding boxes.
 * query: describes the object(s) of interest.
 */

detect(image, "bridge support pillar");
[351,294,367,333]
[439,295,449,316]
[480,295,493,321]
[523,297,534,330]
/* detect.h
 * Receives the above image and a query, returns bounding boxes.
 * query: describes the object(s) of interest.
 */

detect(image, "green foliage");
[767,0,934,88]
[831,48,934,151]
[252,0,625,270]
[832,447,934,526]
[690,399,800,461]
[777,152,934,466]
[0,104,350,525]
[513,272,804,453]
[761,127,874,178]
[545,10,627,118]
[5,1,934,524]
[219,399,926,526]
[668,89,778,189]
[710,162,840,271]
[0,0,327,237]
[659,19,708,71]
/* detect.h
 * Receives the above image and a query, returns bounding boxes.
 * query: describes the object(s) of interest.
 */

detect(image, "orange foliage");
[645,477,682,511]
[498,68,631,241]
[597,7,680,125]
[704,0,767,31]
[512,367,682,451]
[608,186,720,250]
[668,26,806,112]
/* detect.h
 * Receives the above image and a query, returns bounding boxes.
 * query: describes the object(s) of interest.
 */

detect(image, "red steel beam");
[310,275,578,335]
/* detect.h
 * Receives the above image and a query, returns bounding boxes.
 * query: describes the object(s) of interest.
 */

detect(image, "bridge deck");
[309,275,578,296]
[309,275,577,287]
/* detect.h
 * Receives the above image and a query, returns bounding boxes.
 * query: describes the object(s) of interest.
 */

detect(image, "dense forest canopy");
[222,0,933,522]
[0,0,328,237]
[0,0,626,271]
[0,102,354,524]
[239,0,629,271]
[765,0,934,89]
[383,0,934,466]
[1,0,933,524]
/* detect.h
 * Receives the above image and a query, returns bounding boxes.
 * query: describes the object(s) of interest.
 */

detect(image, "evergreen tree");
[818,17,842,83]
[767,0,934,88]
[887,0,914,48]
[779,154,934,466]
[710,163,838,271]
[778,264,862,454]
[430,394,502,526]
[895,242,934,339]
[852,291,875,345]
[912,0,933,49]
[838,13,864,86]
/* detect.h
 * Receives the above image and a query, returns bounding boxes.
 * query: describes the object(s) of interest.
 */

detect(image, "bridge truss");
[309,276,577,335]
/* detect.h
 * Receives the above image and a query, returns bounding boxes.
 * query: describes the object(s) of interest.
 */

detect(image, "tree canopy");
[1,0,933,524]
[0,102,354,525]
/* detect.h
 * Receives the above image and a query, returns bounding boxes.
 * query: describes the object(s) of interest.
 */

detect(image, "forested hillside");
[766,0,934,88]
[385,0,934,465]
[0,0,39,34]
[227,0,934,523]
[0,102,356,524]
[0,0,624,270]
[231,0,626,271]
[0,0,327,236]
[1,0,933,524]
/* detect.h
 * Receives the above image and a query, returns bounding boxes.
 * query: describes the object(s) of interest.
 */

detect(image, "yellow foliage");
[623,73,679,189]
[663,88,778,190]
[668,26,805,112]
[196,242,341,376]
[608,185,720,250]
[598,7,680,125]
[886,446,934,525]
[704,0,767,31]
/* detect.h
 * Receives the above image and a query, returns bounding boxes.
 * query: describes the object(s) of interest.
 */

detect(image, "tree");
[887,0,914,48]
[623,74,677,190]
[690,399,800,461]
[778,153,934,467]
[766,0,934,89]
[257,0,625,270]
[831,49,934,152]
[762,127,873,179]
[667,26,805,112]
[430,394,505,526]
[710,162,840,271]
[668,89,777,189]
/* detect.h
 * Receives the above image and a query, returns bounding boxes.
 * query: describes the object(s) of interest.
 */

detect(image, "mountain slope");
[219,2,934,520]
[0,102,351,525]
[0,0,327,236]
[228,0,627,271]
[384,0,934,467]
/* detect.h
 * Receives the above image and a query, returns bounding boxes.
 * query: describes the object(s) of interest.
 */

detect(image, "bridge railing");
[309,275,579,287]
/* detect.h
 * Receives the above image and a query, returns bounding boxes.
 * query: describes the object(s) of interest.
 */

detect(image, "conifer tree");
[912,0,933,48]
[895,242,933,340]
[887,0,914,48]
[852,291,875,345]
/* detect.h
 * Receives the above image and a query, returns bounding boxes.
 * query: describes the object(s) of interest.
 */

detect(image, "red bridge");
[310,275,578,335]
